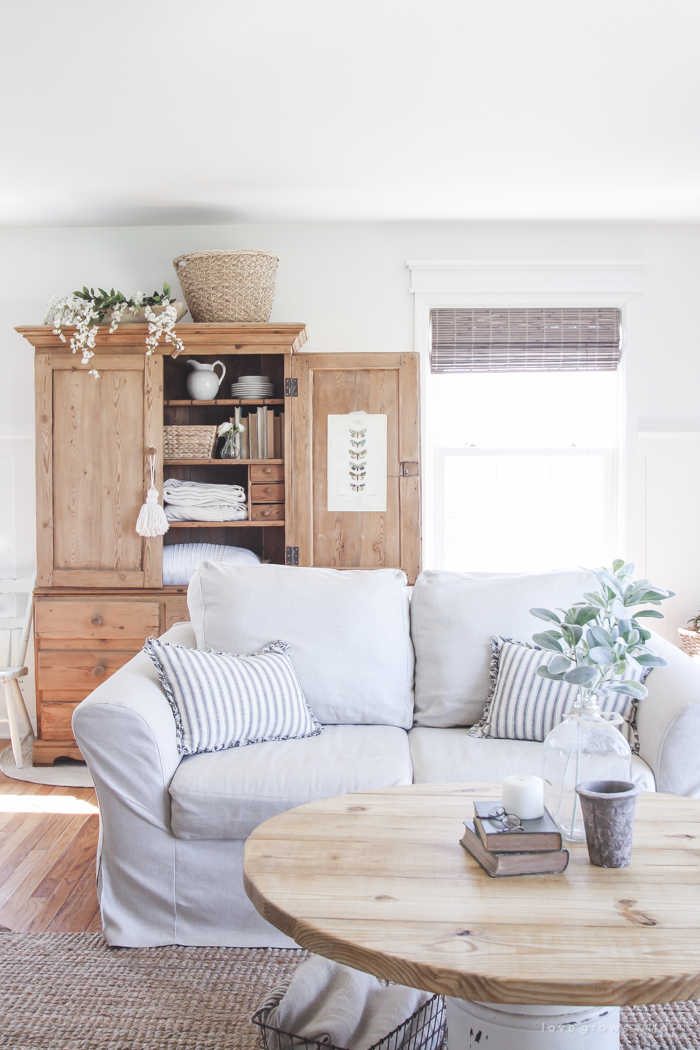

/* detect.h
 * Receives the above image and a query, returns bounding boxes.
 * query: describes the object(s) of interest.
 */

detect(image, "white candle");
[502,774,544,820]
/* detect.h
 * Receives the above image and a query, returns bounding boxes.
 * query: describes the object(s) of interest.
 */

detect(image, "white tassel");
[136,455,169,537]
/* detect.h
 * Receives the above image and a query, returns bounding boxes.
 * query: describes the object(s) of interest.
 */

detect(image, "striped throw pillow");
[469,637,646,753]
[144,638,322,756]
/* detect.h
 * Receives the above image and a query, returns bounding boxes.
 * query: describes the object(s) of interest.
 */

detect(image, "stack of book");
[233,407,284,460]
[460,800,569,877]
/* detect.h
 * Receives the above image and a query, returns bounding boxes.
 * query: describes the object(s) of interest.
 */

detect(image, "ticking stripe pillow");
[144,638,322,756]
[469,637,646,754]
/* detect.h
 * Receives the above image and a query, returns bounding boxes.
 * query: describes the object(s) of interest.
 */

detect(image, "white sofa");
[73,565,700,948]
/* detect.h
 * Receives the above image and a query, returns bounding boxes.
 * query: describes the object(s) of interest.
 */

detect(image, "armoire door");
[287,353,421,583]
[35,353,163,588]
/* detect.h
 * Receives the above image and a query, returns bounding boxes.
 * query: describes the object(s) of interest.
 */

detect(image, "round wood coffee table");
[244,783,700,1049]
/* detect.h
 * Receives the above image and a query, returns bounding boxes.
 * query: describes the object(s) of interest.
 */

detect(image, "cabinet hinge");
[285,546,299,566]
[285,378,298,397]
[400,462,419,477]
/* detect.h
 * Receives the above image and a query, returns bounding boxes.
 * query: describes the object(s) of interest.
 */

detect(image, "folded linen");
[165,505,248,522]
[261,955,435,1050]
[163,479,247,508]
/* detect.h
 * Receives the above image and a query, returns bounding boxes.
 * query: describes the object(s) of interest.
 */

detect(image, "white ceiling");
[2,0,699,226]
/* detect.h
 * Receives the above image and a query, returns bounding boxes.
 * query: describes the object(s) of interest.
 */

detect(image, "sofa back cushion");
[411,568,595,727]
[188,563,414,728]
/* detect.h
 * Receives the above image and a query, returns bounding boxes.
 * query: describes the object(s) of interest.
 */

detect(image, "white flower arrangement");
[217,421,246,437]
[44,283,185,378]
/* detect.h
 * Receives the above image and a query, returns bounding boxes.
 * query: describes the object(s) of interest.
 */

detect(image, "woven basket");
[678,627,700,657]
[163,425,217,460]
[173,250,279,322]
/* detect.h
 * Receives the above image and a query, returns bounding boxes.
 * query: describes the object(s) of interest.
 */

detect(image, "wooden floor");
[0,745,101,933]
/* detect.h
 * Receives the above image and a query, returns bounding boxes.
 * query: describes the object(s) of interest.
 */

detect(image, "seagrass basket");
[163,425,217,460]
[678,627,700,657]
[173,250,279,322]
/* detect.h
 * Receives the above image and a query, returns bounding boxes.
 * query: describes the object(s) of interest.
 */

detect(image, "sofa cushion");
[408,726,656,792]
[169,724,413,840]
[411,568,595,727]
[188,564,414,728]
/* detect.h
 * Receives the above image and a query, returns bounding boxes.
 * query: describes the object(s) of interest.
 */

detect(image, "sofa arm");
[72,622,194,831]
[636,631,700,797]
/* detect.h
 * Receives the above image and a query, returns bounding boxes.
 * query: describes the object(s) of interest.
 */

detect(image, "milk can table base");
[447,1000,620,1049]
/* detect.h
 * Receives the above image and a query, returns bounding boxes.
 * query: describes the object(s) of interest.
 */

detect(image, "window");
[431,308,621,574]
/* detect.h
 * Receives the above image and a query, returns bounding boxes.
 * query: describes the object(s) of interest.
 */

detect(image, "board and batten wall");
[0,219,698,724]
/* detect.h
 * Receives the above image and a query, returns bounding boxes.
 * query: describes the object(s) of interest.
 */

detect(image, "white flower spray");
[44,283,185,377]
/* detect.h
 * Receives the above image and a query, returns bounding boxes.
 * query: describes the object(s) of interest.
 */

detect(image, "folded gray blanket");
[257,955,440,1050]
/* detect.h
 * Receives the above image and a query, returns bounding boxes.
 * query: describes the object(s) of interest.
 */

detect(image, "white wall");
[1,220,698,719]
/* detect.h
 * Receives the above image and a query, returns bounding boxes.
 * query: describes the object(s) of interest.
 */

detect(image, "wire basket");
[173,250,279,322]
[678,627,700,657]
[252,990,446,1050]
[163,425,218,460]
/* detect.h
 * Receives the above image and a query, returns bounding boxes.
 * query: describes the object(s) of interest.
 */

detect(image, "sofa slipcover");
[170,724,413,840]
[188,563,414,729]
[407,727,656,792]
[411,568,596,726]
[73,566,700,949]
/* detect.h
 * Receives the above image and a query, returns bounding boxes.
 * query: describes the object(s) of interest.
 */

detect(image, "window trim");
[408,259,644,571]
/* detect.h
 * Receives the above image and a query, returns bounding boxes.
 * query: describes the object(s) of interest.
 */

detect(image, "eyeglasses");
[487,806,524,833]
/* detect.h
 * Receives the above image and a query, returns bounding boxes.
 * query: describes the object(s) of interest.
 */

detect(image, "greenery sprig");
[530,560,674,703]
[44,282,185,377]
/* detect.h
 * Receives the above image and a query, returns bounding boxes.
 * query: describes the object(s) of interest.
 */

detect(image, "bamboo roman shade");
[430,308,621,373]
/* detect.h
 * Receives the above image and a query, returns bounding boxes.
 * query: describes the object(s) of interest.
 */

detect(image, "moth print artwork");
[327,411,388,512]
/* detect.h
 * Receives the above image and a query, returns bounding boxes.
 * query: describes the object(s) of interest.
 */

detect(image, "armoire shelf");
[165,398,285,407]
[167,520,285,528]
[164,458,284,466]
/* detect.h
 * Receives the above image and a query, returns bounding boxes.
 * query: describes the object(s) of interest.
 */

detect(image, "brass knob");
[263,466,271,474]
[89,615,103,627]
[92,665,106,678]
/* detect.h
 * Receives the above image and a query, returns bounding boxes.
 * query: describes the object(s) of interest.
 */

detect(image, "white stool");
[0,576,35,768]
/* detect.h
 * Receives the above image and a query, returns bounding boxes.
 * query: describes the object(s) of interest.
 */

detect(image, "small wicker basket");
[163,425,217,460]
[678,627,700,657]
[173,250,279,323]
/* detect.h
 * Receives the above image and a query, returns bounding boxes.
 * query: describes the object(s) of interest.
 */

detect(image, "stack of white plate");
[230,375,275,397]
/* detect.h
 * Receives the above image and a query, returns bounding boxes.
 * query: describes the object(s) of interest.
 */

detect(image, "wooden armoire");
[17,324,421,763]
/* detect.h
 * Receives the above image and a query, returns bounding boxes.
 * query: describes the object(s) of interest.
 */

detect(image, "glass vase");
[220,430,241,459]
[542,690,632,842]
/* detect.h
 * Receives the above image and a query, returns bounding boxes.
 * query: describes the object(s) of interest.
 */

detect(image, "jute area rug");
[0,931,699,1050]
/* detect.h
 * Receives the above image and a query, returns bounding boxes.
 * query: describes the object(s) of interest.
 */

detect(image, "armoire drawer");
[37,650,138,691]
[40,701,84,740]
[35,601,160,641]
[250,463,284,482]
[250,503,285,521]
[251,483,285,503]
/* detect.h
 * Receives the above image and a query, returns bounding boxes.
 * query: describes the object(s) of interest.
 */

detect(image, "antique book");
[267,408,275,460]
[273,412,281,459]
[257,407,267,459]
[460,821,569,877]
[473,801,562,853]
[248,412,258,460]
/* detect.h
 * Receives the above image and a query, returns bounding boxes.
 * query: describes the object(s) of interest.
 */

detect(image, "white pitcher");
[186,359,226,400]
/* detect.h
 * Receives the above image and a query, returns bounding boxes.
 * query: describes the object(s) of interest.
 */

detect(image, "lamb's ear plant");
[530,561,675,705]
